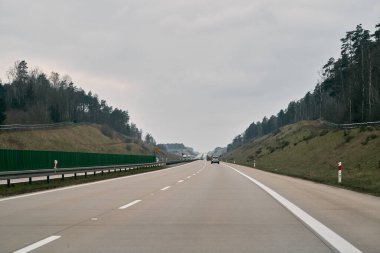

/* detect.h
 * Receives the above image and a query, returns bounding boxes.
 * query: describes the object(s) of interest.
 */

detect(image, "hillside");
[223,120,380,195]
[157,143,198,157]
[0,124,150,155]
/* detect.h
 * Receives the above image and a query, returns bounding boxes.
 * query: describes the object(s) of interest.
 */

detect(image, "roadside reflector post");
[338,162,342,184]
[254,160,256,168]
[54,160,58,173]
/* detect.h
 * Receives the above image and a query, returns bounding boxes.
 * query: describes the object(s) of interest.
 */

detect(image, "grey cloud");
[0,0,379,151]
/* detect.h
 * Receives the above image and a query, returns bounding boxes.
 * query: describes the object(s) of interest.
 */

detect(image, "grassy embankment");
[223,121,380,196]
[0,123,179,159]
[0,124,147,154]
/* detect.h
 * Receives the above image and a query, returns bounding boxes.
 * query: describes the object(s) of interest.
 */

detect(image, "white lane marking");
[119,200,142,210]
[0,162,196,202]
[91,218,98,221]
[13,235,61,253]
[223,163,362,253]
[192,174,196,176]
[177,180,184,183]
[160,186,171,191]
[187,176,191,179]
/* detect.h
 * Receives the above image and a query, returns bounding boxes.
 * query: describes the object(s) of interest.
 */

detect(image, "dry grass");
[224,121,380,195]
[0,124,148,155]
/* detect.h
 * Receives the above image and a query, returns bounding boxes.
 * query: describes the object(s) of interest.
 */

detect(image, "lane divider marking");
[160,186,171,191]
[187,176,191,179]
[177,180,184,183]
[223,163,362,253]
[13,235,61,253]
[119,200,142,210]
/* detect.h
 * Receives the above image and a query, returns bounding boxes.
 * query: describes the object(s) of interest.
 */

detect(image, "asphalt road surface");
[1,161,379,253]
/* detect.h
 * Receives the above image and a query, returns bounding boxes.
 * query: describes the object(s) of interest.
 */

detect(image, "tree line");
[227,23,380,152]
[0,60,152,142]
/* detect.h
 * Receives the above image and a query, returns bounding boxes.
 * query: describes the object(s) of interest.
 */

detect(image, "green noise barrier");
[0,149,155,172]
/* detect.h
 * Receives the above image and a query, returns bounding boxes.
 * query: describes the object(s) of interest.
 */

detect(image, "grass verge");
[224,121,380,196]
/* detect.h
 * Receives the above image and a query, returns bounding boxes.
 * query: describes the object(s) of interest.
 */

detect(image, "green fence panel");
[0,149,155,172]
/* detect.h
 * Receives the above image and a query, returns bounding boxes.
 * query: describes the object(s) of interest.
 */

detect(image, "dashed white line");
[187,176,191,179]
[224,163,362,253]
[13,235,61,253]
[0,162,192,203]
[177,180,184,183]
[119,200,142,210]
[160,186,171,191]
[192,174,196,176]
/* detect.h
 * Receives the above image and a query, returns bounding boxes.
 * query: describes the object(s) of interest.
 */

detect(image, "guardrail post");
[7,179,10,187]
[61,174,64,181]
[74,173,77,179]
[93,171,96,176]
[101,170,104,175]
[47,175,50,183]
[85,172,87,178]
[29,177,32,184]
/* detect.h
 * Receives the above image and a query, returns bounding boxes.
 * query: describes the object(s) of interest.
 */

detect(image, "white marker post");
[253,160,256,168]
[338,162,342,184]
[54,160,58,173]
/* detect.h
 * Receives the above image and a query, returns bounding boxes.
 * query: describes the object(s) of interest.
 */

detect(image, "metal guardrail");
[0,121,140,140]
[0,162,166,187]
[0,159,196,187]
[321,120,380,129]
[0,122,76,130]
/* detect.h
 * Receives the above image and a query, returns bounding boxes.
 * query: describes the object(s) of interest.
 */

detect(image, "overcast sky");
[0,0,379,152]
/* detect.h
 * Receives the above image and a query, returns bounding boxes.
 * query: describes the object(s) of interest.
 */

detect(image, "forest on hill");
[227,23,380,151]
[0,60,155,144]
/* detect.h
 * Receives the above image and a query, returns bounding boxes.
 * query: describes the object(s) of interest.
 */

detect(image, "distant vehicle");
[211,156,220,164]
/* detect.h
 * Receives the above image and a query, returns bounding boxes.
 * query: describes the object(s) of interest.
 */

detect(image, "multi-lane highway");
[1,160,379,253]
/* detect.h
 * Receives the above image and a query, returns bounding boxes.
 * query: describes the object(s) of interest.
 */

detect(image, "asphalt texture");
[1,160,379,253]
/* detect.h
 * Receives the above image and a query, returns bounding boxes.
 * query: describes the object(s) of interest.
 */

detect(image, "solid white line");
[223,163,362,253]
[118,200,142,210]
[0,162,195,203]
[177,180,184,183]
[13,235,61,253]
[160,186,171,191]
